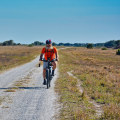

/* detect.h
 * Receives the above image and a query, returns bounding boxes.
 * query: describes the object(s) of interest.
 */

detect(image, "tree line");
[0,40,120,48]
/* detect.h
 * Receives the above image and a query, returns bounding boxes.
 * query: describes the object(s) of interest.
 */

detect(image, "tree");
[39,42,44,45]
[33,41,44,46]
[94,43,104,47]
[2,40,15,46]
[58,43,64,46]
[8,40,14,45]
[34,41,40,46]
[52,42,57,46]
[17,43,21,45]
[115,40,120,49]
[104,40,115,48]
[87,44,93,49]
[2,41,8,46]
[64,43,72,46]
[73,43,82,47]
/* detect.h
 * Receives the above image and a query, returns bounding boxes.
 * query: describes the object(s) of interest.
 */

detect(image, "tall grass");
[0,46,42,72]
[56,47,120,120]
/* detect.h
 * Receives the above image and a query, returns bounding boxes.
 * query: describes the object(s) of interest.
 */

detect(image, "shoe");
[52,70,55,76]
[43,79,46,85]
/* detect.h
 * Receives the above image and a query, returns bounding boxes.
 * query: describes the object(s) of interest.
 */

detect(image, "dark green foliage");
[28,44,33,47]
[17,43,21,45]
[0,39,120,47]
[104,40,115,48]
[94,43,105,47]
[52,42,57,46]
[2,40,14,46]
[104,40,120,48]
[102,47,107,50]
[116,49,120,55]
[115,40,120,49]
[58,43,64,46]
[64,43,73,46]
[87,44,93,49]
[33,41,44,46]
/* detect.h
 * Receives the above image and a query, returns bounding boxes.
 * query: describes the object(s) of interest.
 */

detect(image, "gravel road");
[0,56,59,120]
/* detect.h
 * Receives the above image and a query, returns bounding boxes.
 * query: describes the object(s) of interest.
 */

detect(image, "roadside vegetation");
[56,47,120,120]
[0,46,42,72]
[1,39,120,48]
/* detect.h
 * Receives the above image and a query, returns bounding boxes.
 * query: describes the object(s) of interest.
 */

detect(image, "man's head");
[46,39,52,48]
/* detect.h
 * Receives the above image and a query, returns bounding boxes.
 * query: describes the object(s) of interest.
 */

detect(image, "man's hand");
[39,58,42,61]
[39,54,43,61]
[56,58,59,62]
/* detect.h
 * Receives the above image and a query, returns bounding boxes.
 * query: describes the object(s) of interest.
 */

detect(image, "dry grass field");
[56,47,120,120]
[0,46,42,72]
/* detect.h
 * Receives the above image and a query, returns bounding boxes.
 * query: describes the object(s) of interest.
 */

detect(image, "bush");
[102,47,107,50]
[116,49,120,55]
[28,44,33,47]
[87,44,93,49]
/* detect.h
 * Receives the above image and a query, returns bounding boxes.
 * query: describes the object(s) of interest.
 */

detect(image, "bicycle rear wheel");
[46,69,50,89]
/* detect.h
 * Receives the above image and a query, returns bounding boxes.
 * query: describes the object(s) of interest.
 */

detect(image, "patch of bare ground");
[4,69,35,94]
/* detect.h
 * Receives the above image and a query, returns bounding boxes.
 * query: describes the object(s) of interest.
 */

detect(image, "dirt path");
[0,56,59,120]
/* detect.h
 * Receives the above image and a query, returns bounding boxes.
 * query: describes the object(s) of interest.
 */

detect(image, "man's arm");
[39,48,45,61]
[55,52,59,61]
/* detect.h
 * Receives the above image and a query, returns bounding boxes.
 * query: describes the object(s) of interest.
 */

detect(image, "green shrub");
[102,47,107,50]
[28,44,33,47]
[116,49,120,55]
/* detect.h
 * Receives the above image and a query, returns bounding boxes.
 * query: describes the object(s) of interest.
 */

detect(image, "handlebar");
[39,58,57,67]
[40,58,57,62]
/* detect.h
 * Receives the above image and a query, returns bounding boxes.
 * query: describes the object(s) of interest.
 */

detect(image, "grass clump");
[4,89,16,92]
[101,47,107,50]
[116,49,120,55]
[14,79,30,87]
[0,96,5,105]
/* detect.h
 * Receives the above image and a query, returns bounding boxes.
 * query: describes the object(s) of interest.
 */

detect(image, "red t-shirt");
[41,47,57,60]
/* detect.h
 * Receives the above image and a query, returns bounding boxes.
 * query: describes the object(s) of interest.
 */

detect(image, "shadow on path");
[0,86,45,90]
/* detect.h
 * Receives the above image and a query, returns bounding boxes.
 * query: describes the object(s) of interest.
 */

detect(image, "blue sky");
[0,0,120,44]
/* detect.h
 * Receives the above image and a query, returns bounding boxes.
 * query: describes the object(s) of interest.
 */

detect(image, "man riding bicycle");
[39,40,59,85]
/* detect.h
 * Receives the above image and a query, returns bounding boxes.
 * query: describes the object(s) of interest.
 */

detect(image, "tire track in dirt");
[67,71,103,118]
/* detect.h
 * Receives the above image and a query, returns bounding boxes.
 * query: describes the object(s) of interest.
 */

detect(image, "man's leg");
[43,62,48,85]
[52,61,56,76]
[43,68,46,85]
[43,68,46,79]
[52,61,56,70]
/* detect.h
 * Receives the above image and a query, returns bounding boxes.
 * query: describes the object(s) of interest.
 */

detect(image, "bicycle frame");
[41,58,56,89]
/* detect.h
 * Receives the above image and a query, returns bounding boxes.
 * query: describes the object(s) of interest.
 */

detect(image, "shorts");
[43,62,48,69]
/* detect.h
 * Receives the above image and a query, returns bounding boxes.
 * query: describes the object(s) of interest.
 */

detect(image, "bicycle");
[41,58,56,89]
